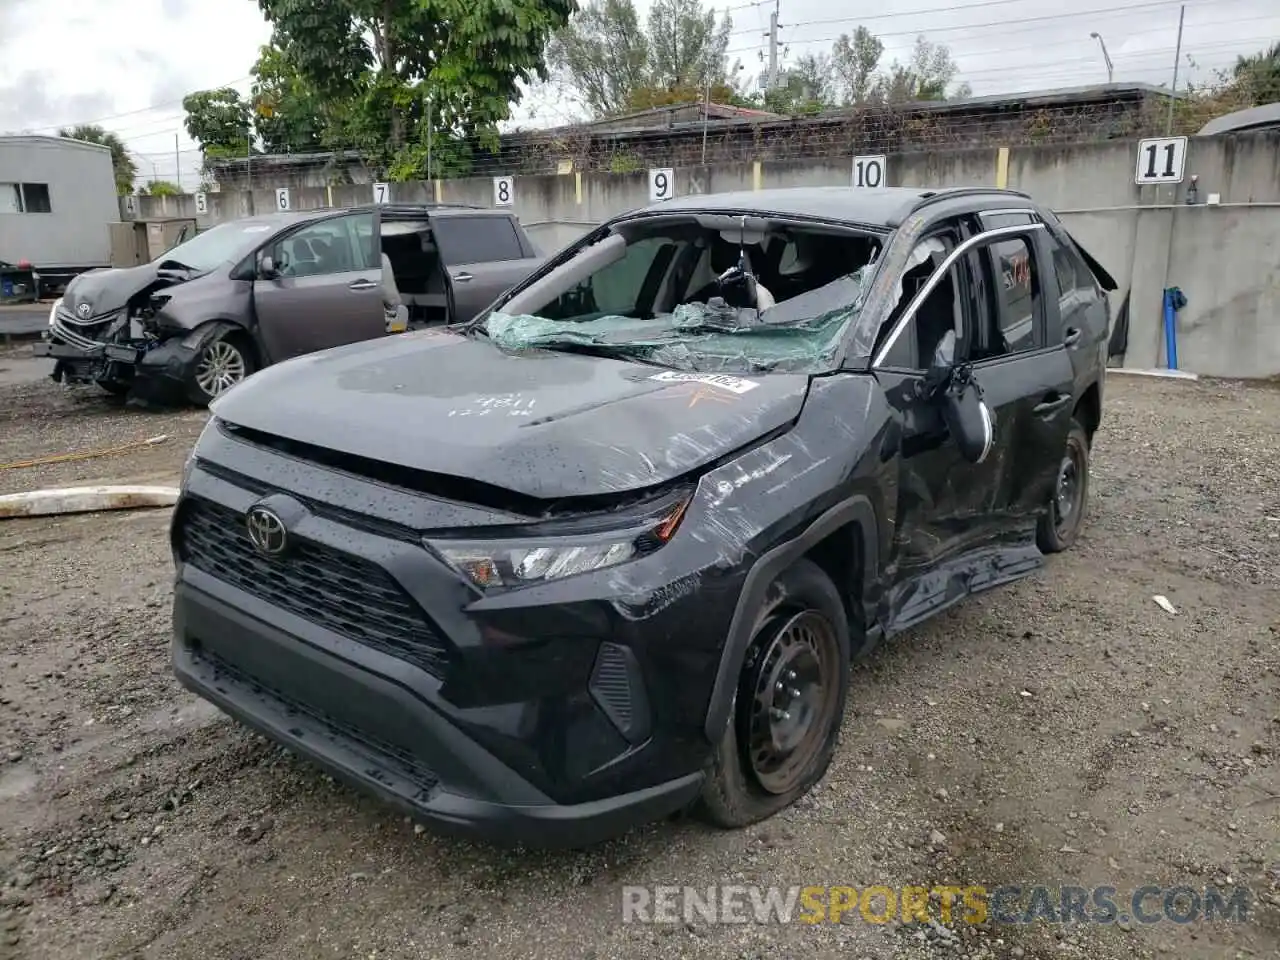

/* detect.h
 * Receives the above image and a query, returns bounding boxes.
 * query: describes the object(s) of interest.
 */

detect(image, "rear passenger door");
[435,216,536,321]
[965,212,1077,522]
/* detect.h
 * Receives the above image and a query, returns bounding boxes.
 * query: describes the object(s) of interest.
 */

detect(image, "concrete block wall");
[123,132,1280,378]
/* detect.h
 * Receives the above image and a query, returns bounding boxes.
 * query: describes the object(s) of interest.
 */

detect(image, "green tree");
[869,36,962,103]
[256,0,574,159]
[545,0,649,117]
[58,124,137,195]
[140,180,182,197]
[547,0,733,118]
[182,88,253,163]
[1231,41,1280,104]
[831,27,883,105]
[250,43,326,154]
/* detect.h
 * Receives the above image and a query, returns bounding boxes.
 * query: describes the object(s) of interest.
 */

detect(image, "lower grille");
[176,497,449,678]
[197,648,440,796]
[51,315,103,351]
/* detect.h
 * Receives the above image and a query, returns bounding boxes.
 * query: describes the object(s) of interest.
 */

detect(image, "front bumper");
[173,583,704,847]
[34,332,196,401]
[168,435,741,846]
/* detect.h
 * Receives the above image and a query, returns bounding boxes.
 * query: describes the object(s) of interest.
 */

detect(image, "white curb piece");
[0,485,181,519]
[1109,368,1199,381]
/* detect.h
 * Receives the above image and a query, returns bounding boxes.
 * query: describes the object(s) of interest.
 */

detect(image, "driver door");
[252,211,384,363]
[873,228,1010,601]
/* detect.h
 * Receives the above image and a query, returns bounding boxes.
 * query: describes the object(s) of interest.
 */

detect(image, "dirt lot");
[1,346,1278,960]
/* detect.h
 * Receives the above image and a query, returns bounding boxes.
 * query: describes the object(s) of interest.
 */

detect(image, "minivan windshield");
[482,220,883,374]
[153,219,276,272]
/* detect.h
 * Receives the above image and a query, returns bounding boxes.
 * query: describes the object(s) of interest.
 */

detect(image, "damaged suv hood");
[211,329,811,500]
[63,262,184,318]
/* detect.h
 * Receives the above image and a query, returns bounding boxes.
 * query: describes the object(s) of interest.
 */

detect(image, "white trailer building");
[0,135,119,291]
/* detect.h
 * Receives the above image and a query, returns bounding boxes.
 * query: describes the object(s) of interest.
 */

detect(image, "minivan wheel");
[187,333,254,405]
[1036,419,1090,554]
[697,559,852,828]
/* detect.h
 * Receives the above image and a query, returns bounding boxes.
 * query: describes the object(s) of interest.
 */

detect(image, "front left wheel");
[697,558,852,829]
[186,333,254,406]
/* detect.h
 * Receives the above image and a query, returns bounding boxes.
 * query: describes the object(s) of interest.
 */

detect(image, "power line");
[24,76,254,136]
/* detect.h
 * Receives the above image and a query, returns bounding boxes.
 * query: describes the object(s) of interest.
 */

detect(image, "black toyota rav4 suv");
[171,186,1115,847]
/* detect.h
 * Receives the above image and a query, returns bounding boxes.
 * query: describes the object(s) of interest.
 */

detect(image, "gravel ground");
[1,360,1278,960]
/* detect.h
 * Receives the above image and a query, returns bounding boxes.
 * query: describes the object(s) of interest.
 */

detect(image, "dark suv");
[170,186,1115,847]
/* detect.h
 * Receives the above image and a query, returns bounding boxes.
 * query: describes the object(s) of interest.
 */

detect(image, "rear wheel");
[186,332,254,406]
[697,559,852,828]
[1037,419,1090,553]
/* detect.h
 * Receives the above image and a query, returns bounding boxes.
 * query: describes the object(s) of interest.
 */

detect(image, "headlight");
[48,297,62,328]
[428,492,691,591]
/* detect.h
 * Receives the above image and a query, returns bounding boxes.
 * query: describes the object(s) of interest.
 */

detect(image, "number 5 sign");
[649,168,675,202]
[1134,137,1187,185]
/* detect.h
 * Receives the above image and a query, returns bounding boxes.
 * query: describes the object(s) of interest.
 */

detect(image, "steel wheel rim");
[1054,443,1084,533]
[195,340,246,397]
[740,609,841,795]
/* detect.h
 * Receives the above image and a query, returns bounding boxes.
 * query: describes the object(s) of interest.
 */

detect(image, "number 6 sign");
[274,187,291,211]
[649,168,675,202]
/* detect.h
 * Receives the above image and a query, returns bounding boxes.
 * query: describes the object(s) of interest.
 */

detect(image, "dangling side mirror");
[940,369,995,465]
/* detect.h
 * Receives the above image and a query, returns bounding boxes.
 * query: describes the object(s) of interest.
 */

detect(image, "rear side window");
[1048,234,1097,300]
[986,237,1040,354]
[437,217,524,264]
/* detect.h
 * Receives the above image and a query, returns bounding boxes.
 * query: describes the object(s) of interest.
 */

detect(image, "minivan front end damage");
[35,265,214,398]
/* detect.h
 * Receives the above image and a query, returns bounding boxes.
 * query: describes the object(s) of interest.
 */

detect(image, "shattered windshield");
[154,219,276,272]
[483,219,884,374]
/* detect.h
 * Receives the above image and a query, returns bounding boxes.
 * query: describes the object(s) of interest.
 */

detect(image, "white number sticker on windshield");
[649,371,760,394]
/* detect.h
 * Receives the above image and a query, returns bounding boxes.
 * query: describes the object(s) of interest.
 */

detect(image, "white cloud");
[2,0,1274,171]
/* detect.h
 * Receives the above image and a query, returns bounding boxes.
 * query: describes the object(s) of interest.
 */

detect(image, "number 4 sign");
[1134,137,1187,185]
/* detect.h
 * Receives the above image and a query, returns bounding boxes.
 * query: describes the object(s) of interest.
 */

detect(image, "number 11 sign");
[1134,136,1187,185]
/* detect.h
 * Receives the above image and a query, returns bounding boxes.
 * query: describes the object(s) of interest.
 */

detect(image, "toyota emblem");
[76,303,92,319]
[245,505,288,556]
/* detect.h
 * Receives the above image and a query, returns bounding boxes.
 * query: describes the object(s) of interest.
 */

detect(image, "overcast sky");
[0,0,1275,187]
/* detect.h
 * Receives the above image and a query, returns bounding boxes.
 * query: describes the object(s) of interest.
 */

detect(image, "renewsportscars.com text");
[621,884,1251,926]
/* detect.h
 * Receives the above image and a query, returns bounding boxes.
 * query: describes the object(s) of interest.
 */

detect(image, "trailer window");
[0,183,51,214]
[20,184,51,213]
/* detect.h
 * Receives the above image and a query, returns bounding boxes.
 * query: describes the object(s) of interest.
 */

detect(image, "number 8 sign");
[493,176,514,206]
[649,168,675,202]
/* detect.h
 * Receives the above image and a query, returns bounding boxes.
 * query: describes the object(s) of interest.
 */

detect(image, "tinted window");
[274,214,370,278]
[987,237,1040,354]
[536,236,676,322]
[21,183,51,213]
[437,217,524,264]
[1047,233,1096,300]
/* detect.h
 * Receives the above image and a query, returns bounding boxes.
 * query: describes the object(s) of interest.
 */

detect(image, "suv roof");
[639,185,1034,228]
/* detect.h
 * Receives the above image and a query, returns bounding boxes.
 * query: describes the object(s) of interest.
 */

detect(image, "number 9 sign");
[649,168,675,202]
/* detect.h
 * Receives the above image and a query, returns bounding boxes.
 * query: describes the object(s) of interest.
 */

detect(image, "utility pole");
[766,1,780,90]
[174,133,181,191]
[1165,4,1186,135]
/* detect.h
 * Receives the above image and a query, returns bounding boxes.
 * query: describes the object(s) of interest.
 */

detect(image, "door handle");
[1033,393,1073,416]
[452,271,474,283]
[1063,326,1082,346]
[348,279,378,291]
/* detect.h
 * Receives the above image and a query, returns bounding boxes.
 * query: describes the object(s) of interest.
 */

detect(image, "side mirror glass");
[259,254,277,278]
[940,370,995,465]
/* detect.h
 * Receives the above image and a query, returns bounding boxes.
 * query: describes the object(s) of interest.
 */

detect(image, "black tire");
[697,558,853,829]
[1037,418,1090,554]
[185,331,255,406]
[95,379,130,397]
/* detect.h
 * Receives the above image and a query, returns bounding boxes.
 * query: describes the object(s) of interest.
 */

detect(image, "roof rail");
[908,186,1033,215]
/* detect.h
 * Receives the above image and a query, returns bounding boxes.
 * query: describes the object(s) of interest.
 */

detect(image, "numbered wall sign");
[852,155,887,189]
[649,168,675,202]
[1134,137,1187,185]
[275,187,291,211]
[194,192,208,215]
[124,196,136,215]
[493,176,514,206]
[373,182,390,204]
